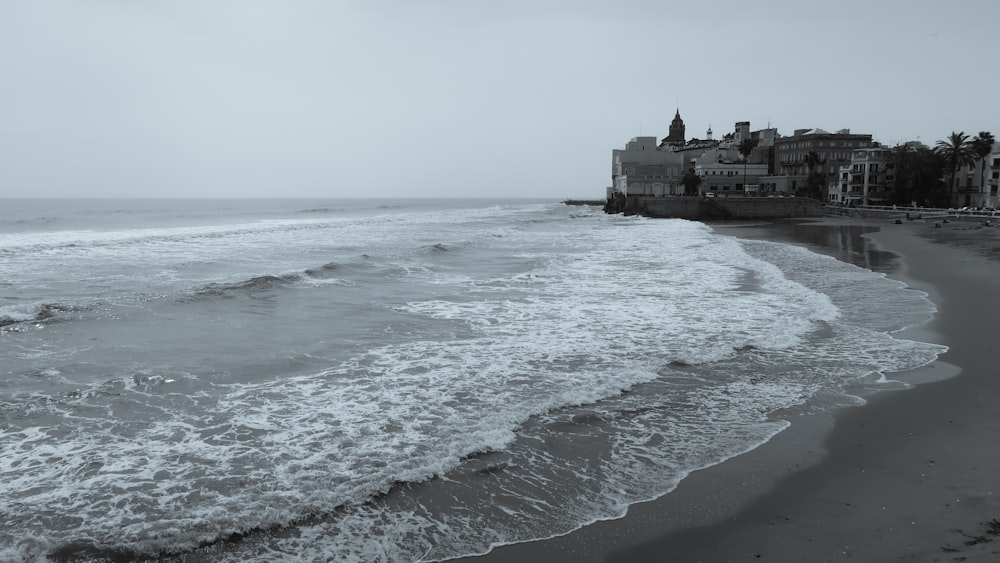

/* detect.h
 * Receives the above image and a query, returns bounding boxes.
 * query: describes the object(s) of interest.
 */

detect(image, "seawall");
[603,194,824,220]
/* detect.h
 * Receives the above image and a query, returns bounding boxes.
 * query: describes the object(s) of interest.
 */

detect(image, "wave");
[191,273,303,299]
[0,302,81,329]
[302,261,341,278]
[0,218,345,258]
[0,205,949,563]
[2,253,419,332]
[10,216,62,226]
[296,207,344,214]
[185,258,404,301]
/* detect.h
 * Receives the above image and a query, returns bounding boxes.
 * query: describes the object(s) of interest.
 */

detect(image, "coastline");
[452,217,1000,562]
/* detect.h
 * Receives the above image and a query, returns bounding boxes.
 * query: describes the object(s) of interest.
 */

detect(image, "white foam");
[0,204,947,561]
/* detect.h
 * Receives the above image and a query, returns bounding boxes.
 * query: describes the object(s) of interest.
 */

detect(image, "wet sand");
[453,217,1000,563]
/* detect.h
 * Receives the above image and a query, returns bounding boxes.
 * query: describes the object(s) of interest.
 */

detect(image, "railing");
[830,203,999,220]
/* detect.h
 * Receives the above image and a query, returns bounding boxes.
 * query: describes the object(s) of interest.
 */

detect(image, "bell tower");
[662,109,686,147]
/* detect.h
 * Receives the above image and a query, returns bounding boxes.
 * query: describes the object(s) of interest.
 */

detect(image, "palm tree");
[971,131,996,203]
[935,132,977,206]
[738,138,758,194]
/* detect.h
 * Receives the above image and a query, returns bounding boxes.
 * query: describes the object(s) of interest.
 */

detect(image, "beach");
[2,201,993,561]
[455,217,1000,562]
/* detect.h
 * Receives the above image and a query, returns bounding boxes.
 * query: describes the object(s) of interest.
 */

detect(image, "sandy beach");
[454,216,1000,563]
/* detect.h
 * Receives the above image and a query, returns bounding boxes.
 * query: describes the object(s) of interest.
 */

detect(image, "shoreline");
[452,217,1000,562]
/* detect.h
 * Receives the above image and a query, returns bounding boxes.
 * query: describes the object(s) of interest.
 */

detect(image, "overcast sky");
[2,0,997,199]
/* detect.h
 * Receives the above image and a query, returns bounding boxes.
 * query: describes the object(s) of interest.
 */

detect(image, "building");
[831,147,895,205]
[610,136,686,197]
[690,122,776,195]
[695,160,769,196]
[987,145,1000,208]
[948,142,1000,208]
[763,128,874,195]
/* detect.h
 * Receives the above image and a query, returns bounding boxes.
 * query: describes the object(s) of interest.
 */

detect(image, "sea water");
[0,199,944,562]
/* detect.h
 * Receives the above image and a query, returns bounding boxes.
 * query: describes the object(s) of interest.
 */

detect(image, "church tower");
[662,109,686,147]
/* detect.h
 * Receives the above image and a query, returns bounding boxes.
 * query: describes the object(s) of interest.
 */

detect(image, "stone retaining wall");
[603,195,824,220]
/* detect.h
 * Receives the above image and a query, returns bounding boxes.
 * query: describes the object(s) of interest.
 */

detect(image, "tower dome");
[663,109,686,147]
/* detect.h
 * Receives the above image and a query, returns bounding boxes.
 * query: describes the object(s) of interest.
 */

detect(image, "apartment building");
[762,128,874,194]
[949,142,1000,208]
[831,147,895,205]
[987,146,1000,208]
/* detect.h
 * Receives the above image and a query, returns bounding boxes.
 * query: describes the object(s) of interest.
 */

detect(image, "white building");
[951,142,1000,208]
[987,145,1000,208]
[830,147,894,205]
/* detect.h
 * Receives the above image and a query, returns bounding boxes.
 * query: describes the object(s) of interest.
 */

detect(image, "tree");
[888,143,947,207]
[802,150,823,172]
[681,168,703,196]
[971,131,996,202]
[888,144,916,206]
[801,151,826,200]
[935,132,977,206]
[738,138,759,194]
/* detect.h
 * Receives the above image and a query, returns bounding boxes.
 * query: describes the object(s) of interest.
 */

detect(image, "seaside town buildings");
[610,111,1000,208]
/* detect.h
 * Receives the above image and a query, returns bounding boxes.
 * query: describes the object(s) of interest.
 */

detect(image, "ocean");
[0,199,945,562]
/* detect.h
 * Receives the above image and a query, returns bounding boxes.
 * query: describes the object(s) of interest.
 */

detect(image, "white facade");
[832,147,894,205]
[987,147,1000,208]
[953,142,1000,208]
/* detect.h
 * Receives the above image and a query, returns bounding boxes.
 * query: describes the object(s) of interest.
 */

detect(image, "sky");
[2,0,998,199]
